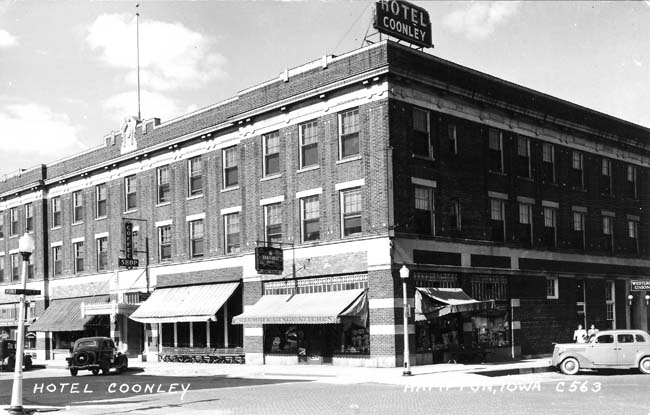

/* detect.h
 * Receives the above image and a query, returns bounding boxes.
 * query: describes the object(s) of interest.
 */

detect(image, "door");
[588,333,617,365]
[616,333,638,366]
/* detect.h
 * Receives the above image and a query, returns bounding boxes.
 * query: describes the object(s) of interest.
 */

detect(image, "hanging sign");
[374,0,432,48]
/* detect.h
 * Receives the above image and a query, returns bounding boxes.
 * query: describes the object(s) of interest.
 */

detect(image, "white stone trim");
[94,232,109,240]
[9,249,19,255]
[488,191,508,200]
[244,327,263,337]
[220,206,242,215]
[512,321,521,330]
[627,214,640,221]
[335,179,365,191]
[185,213,206,222]
[50,241,63,248]
[542,200,559,208]
[516,196,535,204]
[572,206,587,213]
[602,210,615,217]
[71,236,85,244]
[259,195,285,206]
[295,187,323,199]
[370,324,415,335]
[155,219,173,228]
[411,177,437,188]
[370,298,414,309]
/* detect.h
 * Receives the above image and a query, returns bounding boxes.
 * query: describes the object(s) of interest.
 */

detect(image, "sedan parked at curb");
[67,337,128,376]
[552,329,650,375]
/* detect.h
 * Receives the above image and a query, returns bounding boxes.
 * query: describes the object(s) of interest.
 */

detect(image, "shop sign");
[374,0,432,48]
[631,280,650,291]
[255,247,284,275]
[124,221,134,259]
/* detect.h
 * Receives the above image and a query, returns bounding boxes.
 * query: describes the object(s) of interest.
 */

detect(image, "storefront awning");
[232,289,368,325]
[415,287,494,320]
[28,296,110,332]
[129,282,239,324]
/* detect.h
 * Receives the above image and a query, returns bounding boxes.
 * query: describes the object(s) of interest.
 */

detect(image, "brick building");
[0,40,649,366]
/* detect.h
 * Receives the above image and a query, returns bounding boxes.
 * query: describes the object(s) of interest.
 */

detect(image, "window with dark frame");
[626,165,637,198]
[571,151,584,188]
[572,209,586,249]
[301,195,320,242]
[189,219,204,258]
[518,202,533,245]
[73,190,84,223]
[263,132,280,177]
[541,142,555,183]
[488,128,503,173]
[600,158,612,195]
[223,146,239,188]
[543,206,557,247]
[73,241,84,273]
[224,213,241,254]
[341,188,362,237]
[516,136,531,178]
[0,256,3,282]
[157,166,171,204]
[546,277,558,299]
[125,175,137,211]
[448,200,461,231]
[24,203,33,232]
[602,214,614,252]
[412,107,430,157]
[489,198,505,242]
[188,156,203,197]
[264,203,282,243]
[96,184,107,218]
[97,237,108,271]
[339,109,360,159]
[300,121,319,168]
[448,124,457,155]
[0,212,4,238]
[413,186,434,235]
[158,225,172,261]
[53,246,62,276]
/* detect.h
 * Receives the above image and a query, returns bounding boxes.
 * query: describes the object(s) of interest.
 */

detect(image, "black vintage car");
[0,339,33,371]
[66,337,128,376]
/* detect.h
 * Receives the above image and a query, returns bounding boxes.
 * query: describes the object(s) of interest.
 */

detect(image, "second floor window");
[74,241,84,273]
[223,146,239,188]
[488,129,503,173]
[300,121,319,168]
[542,143,555,182]
[341,188,362,237]
[600,159,612,195]
[626,165,637,198]
[263,132,280,177]
[188,157,203,196]
[24,203,33,232]
[125,175,137,211]
[224,213,241,254]
[157,166,170,204]
[448,124,458,155]
[73,190,84,223]
[543,206,557,247]
[301,196,320,242]
[51,197,61,227]
[264,203,282,243]
[10,207,19,235]
[96,184,107,218]
[189,220,204,258]
[602,214,614,252]
[489,198,505,242]
[518,203,533,245]
[11,253,19,281]
[158,225,172,261]
[516,136,531,178]
[97,237,108,271]
[412,108,430,157]
[448,200,461,231]
[339,109,360,159]
[53,246,62,276]
[572,209,586,250]
[414,186,434,235]
[571,151,584,188]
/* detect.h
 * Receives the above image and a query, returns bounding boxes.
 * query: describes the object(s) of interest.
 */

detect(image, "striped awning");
[129,282,239,324]
[232,289,368,325]
[28,296,110,332]
[415,287,495,321]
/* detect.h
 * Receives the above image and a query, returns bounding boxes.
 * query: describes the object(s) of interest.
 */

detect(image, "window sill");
[571,187,587,192]
[156,202,171,208]
[72,221,83,226]
[411,154,435,162]
[261,174,281,182]
[95,217,107,221]
[297,165,319,174]
[9,235,18,239]
[187,194,204,201]
[50,226,62,231]
[488,170,507,176]
[221,186,240,193]
[336,155,362,165]
[124,209,138,215]
[516,176,534,182]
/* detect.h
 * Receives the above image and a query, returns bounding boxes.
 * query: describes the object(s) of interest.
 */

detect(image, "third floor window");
[488,129,503,173]
[10,208,18,236]
[73,190,84,223]
[263,132,280,177]
[223,146,239,188]
[51,197,61,227]
[339,109,360,159]
[412,108,431,158]
[516,136,531,178]
[188,157,203,197]
[300,121,319,168]
[541,142,555,183]
[24,203,33,232]
[626,165,637,198]
[157,166,170,204]
[571,151,584,188]
[600,159,612,195]
[96,184,107,218]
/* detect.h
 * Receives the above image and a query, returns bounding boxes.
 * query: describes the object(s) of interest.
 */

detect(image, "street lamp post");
[399,264,412,376]
[9,233,35,415]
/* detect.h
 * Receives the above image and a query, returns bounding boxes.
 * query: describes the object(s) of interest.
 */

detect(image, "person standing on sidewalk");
[573,324,587,343]
[587,324,599,341]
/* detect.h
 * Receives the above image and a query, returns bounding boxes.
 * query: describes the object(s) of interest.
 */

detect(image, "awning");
[129,282,240,324]
[415,287,494,321]
[232,289,368,325]
[29,296,110,332]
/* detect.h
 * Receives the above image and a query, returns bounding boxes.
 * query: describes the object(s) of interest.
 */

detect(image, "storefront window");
[471,314,510,348]
[265,325,301,354]
[264,323,369,356]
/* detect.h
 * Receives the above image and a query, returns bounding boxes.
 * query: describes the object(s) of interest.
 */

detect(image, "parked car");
[66,337,128,376]
[552,329,650,375]
[0,339,33,371]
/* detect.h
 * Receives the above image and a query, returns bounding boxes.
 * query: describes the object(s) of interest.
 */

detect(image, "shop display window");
[265,325,301,354]
[471,314,510,348]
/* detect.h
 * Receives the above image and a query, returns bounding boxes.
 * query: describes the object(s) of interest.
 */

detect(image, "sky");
[1,0,649,177]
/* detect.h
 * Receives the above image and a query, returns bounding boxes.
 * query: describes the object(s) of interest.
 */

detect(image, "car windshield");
[74,340,98,350]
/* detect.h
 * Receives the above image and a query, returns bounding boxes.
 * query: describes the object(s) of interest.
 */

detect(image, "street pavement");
[12,356,650,415]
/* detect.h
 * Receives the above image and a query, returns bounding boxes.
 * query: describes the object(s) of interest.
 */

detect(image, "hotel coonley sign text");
[374,0,432,48]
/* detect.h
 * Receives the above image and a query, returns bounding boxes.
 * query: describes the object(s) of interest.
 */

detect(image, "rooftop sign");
[374,0,432,48]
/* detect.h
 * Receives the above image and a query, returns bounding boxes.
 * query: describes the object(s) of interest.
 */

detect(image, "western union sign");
[631,280,650,291]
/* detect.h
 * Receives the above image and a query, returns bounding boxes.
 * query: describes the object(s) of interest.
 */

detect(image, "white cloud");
[443,2,521,40]
[0,99,85,170]
[86,14,226,92]
[102,90,197,125]
[0,29,17,47]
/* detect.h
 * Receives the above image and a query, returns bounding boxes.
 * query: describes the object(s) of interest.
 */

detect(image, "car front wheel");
[639,356,650,374]
[560,357,580,375]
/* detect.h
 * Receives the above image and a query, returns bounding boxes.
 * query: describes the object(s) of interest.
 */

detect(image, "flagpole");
[136,3,141,121]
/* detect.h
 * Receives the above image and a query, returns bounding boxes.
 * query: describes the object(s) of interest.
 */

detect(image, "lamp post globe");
[399,264,411,376]
[9,233,34,414]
